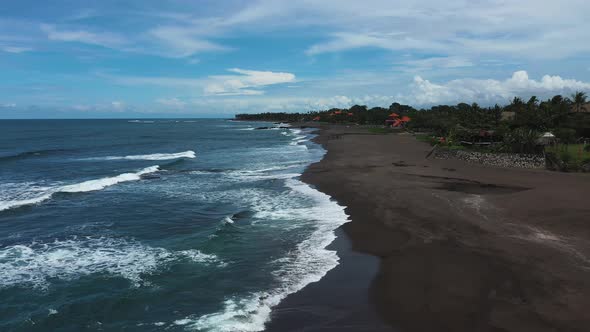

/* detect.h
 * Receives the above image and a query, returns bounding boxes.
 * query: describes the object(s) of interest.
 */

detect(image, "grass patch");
[367,127,393,134]
[446,145,467,151]
[415,134,432,142]
[546,144,590,163]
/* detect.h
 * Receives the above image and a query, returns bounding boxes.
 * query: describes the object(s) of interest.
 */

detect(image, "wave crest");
[0,166,160,211]
[178,179,349,332]
[83,150,196,161]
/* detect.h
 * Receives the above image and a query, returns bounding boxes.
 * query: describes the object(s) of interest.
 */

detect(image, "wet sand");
[268,124,590,332]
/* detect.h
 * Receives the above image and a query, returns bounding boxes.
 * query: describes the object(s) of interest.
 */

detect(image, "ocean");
[0,119,348,331]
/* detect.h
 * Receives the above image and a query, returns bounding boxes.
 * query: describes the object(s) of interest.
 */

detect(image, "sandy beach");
[269,124,590,332]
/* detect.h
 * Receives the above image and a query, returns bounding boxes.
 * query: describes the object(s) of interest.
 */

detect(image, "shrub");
[557,150,581,171]
[503,127,540,153]
[559,150,573,163]
[554,128,577,144]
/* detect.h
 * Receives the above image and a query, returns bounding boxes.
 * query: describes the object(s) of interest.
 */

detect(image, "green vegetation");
[415,134,433,143]
[236,91,590,171]
[546,144,590,171]
[367,127,393,134]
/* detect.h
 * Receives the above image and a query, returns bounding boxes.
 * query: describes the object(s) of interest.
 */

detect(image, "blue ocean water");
[0,119,348,331]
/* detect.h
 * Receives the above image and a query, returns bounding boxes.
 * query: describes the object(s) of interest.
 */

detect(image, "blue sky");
[1,0,590,118]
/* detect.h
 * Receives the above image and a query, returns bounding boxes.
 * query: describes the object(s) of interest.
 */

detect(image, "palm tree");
[571,91,587,113]
[527,96,539,109]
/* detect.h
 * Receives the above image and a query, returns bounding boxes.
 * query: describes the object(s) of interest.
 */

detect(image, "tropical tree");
[503,127,540,154]
[571,91,587,113]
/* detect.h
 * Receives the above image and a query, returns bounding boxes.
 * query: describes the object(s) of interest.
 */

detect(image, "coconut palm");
[571,91,587,113]
[527,96,539,108]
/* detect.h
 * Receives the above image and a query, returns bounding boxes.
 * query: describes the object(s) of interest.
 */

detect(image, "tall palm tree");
[571,91,587,113]
[527,96,539,107]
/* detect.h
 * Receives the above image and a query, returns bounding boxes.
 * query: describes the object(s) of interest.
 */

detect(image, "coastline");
[268,124,590,332]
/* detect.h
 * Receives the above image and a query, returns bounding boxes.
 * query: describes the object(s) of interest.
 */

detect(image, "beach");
[268,124,590,332]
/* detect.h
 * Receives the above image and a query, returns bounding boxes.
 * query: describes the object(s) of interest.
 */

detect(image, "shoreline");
[269,123,590,332]
[266,124,395,331]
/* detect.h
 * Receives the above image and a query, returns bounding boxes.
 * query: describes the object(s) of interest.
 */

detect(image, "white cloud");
[395,56,474,72]
[111,101,125,111]
[147,26,228,58]
[98,68,296,100]
[1,103,17,108]
[156,98,187,109]
[219,0,590,60]
[406,71,590,105]
[188,94,394,114]
[102,73,203,88]
[1,46,32,53]
[306,32,447,55]
[71,104,91,111]
[41,24,126,48]
[204,68,296,96]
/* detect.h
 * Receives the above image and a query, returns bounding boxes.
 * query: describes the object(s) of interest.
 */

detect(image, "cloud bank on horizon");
[1,0,589,117]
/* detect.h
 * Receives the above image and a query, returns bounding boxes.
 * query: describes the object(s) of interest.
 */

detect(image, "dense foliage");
[236,93,589,139]
[237,93,590,170]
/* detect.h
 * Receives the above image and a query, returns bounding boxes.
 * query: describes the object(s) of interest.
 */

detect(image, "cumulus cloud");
[204,68,296,96]
[188,94,396,114]
[41,24,126,48]
[407,71,590,105]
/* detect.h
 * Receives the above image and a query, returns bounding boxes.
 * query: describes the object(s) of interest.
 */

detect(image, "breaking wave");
[81,150,196,161]
[0,166,160,212]
[0,237,225,289]
[177,179,349,332]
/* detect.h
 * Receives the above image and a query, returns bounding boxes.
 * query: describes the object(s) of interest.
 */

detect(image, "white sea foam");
[0,191,54,213]
[180,179,349,332]
[128,120,155,124]
[0,166,160,211]
[189,165,303,183]
[287,128,311,148]
[0,237,224,289]
[228,172,302,182]
[222,216,235,225]
[60,166,159,193]
[83,150,196,161]
[178,249,227,267]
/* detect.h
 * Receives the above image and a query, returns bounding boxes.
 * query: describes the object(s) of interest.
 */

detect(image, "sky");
[1,0,590,118]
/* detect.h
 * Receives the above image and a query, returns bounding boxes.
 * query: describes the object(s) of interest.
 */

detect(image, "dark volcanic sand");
[268,124,590,332]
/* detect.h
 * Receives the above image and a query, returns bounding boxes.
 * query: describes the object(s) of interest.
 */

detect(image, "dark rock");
[434,150,544,169]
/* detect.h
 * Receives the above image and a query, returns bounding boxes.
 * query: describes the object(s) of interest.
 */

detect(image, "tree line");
[235,92,589,142]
